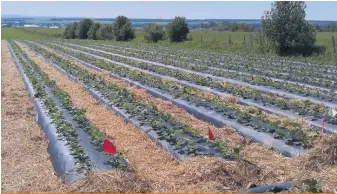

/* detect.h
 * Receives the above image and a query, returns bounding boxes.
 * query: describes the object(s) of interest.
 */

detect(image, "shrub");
[96,24,114,40]
[76,19,94,39]
[63,22,78,39]
[166,16,190,42]
[261,1,318,56]
[112,16,135,41]
[144,24,165,42]
[87,22,101,40]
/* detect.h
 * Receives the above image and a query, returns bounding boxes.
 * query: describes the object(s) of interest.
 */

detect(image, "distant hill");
[2,15,337,28]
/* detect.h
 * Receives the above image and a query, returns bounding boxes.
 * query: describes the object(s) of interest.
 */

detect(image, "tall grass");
[2,27,336,64]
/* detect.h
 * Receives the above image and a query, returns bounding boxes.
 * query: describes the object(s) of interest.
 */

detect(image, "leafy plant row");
[24,41,246,160]
[11,41,128,172]
[62,41,337,99]
[97,42,337,89]
[10,41,93,173]
[48,41,337,106]
[26,41,324,148]
[35,41,337,128]
[74,40,337,82]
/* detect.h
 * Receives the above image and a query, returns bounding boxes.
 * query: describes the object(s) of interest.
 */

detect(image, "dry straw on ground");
[18,41,264,192]
[1,41,63,192]
[2,41,335,192]
[39,44,244,147]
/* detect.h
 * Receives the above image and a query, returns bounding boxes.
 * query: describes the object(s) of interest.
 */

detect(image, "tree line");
[314,23,337,32]
[200,22,256,32]
[63,2,331,57]
[63,16,135,41]
[64,16,191,43]
[200,21,337,33]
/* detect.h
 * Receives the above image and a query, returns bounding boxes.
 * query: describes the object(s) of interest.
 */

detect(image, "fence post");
[332,35,336,53]
[243,35,246,45]
[251,33,253,47]
[201,37,203,43]
[229,35,231,45]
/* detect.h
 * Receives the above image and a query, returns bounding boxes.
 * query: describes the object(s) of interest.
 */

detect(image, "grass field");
[27,27,65,34]
[2,27,337,64]
[132,30,337,64]
[1,28,44,39]
[1,27,64,40]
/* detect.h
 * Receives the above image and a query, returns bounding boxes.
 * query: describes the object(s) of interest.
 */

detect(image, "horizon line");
[2,15,337,22]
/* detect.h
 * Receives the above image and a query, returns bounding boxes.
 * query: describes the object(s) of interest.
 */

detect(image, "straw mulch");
[1,41,151,192]
[1,41,63,192]
[7,41,336,192]
[18,41,263,192]
[38,44,244,148]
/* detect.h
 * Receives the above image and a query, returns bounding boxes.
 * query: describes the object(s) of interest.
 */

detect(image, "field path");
[1,40,63,192]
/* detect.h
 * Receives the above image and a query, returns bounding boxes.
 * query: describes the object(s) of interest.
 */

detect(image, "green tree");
[63,25,72,39]
[96,24,114,40]
[143,23,165,42]
[87,22,101,40]
[166,17,189,42]
[230,22,239,32]
[112,16,135,41]
[76,18,93,39]
[261,1,317,55]
[63,22,78,39]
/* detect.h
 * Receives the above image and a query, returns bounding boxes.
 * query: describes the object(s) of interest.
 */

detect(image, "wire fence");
[198,33,336,55]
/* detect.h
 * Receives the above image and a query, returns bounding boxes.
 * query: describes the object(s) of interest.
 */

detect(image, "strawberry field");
[3,39,337,192]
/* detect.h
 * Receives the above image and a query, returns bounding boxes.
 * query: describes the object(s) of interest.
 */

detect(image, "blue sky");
[2,1,337,20]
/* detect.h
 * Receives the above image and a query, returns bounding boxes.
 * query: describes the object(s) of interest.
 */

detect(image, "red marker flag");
[208,128,215,141]
[102,139,117,155]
